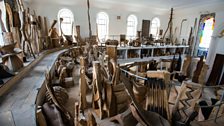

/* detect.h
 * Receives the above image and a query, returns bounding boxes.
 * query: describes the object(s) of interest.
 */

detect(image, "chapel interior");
[0,0,224,126]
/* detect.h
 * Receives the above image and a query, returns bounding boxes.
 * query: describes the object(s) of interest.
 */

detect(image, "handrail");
[120,68,147,80]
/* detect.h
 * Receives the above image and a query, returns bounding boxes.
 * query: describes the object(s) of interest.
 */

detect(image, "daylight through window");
[96,12,109,43]
[151,17,160,39]
[126,15,138,40]
[58,9,74,35]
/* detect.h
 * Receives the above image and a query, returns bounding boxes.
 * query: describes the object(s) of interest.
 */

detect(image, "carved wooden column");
[79,56,87,112]
[92,61,105,119]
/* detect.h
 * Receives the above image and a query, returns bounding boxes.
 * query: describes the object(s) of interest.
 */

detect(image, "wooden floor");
[0,49,67,126]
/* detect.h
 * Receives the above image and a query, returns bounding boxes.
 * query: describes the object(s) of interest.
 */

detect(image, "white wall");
[172,2,224,81]
[28,1,170,39]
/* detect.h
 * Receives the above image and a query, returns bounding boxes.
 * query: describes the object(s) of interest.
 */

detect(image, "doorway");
[196,13,215,58]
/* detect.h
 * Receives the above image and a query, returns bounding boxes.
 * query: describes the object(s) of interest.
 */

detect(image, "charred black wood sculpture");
[192,56,204,83]
[145,78,169,120]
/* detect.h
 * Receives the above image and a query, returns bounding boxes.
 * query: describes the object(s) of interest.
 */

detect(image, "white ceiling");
[94,0,223,9]
[26,0,224,12]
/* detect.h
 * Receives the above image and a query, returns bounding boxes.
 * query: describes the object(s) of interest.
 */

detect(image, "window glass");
[126,15,138,40]
[58,9,74,35]
[96,12,109,42]
[151,17,160,39]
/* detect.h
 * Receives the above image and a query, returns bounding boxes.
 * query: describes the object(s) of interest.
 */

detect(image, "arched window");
[126,15,138,40]
[96,12,109,42]
[58,9,74,35]
[151,17,160,39]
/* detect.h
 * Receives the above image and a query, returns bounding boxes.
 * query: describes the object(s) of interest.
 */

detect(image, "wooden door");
[142,20,150,38]
[207,54,224,85]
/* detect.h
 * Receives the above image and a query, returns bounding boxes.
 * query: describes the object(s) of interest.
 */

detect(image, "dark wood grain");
[192,56,204,83]
[142,20,150,38]
[207,54,224,86]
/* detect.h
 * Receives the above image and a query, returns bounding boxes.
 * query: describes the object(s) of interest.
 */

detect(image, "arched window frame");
[96,12,109,43]
[126,15,138,40]
[151,17,160,39]
[58,8,74,36]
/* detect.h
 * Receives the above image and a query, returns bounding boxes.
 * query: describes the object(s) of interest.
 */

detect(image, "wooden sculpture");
[0,64,14,79]
[45,19,57,49]
[87,0,92,38]
[132,80,146,103]
[0,0,7,32]
[48,20,57,36]
[145,78,170,120]
[0,2,23,71]
[36,107,47,126]
[120,72,170,126]
[75,25,84,46]
[59,18,73,45]
[19,8,36,58]
[1,33,24,72]
[198,64,209,85]
[35,15,43,51]
[42,102,65,126]
[105,39,119,46]
[189,18,198,56]
[192,56,204,83]
[172,81,202,125]
[163,8,174,45]
[106,45,117,63]
[45,86,69,105]
[79,56,88,112]
[5,3,13,31]
[174,56,192,82]
[45,71,74,125]
[181,56,192,76]
[92,61,106,119]
[30,14,40,54]
[74,102,80,126]
[109,108,137,126]
[59,67,68,84]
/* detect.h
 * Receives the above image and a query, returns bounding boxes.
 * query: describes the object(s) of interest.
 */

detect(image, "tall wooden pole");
[163,8,174,45]
[87,0,92,38]
[169,8,173,44]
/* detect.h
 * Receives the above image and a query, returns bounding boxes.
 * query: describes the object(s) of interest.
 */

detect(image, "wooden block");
[64,77,74,88]
[36,109,47,126]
